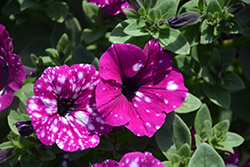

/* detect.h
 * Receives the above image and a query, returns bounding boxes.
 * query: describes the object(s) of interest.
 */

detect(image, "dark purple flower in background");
[26,64,112,152]
[13,120,34,136]
[224,148,240,166]
[87,0,132,15]
[0,24,25,111]
[96,39,188,137]
[0,148,15,162]
[168,12,201,29]
[92,151,164,167]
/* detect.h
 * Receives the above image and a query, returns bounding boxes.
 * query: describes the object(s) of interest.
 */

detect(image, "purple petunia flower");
[0,24,25,111]
[92,151,164,167]
[87,0,132,15]
[26,64,113,152]
[96,39,188,137]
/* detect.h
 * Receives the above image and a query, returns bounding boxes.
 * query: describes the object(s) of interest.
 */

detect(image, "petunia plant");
[0,0,250,166]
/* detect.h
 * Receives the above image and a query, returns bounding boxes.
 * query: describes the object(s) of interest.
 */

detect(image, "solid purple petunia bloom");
[87,0,131,15]
[0,24,25,111]
[96,39,188,137]
[92,151,164,167]
[26,64,112,152]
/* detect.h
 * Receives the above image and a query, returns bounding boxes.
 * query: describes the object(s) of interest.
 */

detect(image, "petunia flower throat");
[96,39,188,137]
[26,64,113,152]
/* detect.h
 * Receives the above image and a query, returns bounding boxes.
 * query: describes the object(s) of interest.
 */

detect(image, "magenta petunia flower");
[87,0,132,15]
[0,24,25,111]
[92,151,164,167]
[26,64,113,152]
[96,39,188,137]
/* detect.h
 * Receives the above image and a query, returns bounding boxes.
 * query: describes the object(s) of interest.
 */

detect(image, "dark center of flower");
[57,98,76,117]
[122,77,140,101]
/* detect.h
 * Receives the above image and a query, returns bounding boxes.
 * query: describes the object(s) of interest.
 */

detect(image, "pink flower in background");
[0,24,25,111]
[87,0,132,15]
[92,151,164,167]
[26,64,112,152]
[96,39,188,137]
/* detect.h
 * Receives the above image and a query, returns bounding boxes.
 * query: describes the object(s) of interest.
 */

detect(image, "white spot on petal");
[133,63,143,71]
[58,75,66,84]
[144,97,151,102]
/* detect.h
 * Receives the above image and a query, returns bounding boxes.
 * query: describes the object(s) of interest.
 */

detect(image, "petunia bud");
[227,2,245,15]
[0,148,15,162]
[13,120,34,136]
[168,12,201,29]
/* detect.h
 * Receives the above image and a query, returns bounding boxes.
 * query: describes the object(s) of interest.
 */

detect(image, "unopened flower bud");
[126,0,143,13]
[0,148,15,162]
[227,2,245,15]
[13,120,34,136]
[168,12,201,29]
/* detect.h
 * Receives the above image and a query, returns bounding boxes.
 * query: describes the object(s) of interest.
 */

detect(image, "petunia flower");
[26,64,113,152]
[96,39,188,137]
[0,24,25,111]
[92,151,164,167]
[87,0,132,15]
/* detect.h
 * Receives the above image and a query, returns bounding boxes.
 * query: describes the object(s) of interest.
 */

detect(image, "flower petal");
[96,79,131,126]
[7,53,25,91]
[119,152,164,167]
[92,159,119,167]
[140,69,189,113]
[125,96,166,137]
[138,39,172,84]
[99,43,147,83]
[0,86,14,111]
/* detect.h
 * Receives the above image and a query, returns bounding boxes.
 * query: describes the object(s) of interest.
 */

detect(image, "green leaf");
[194,134,203,147]
[124,8,140,19]
[155,0,178,17]
[175,93,202,114]
[0,141,15,150]
[57,33,70,52]
[82,28,106,45]
[217,72,245,91]
[224,132,244,147]
[170,154,182,165]
[180,24,200,47]
[231,89,250,123]
[19,0,39,11]
[72,45,96,65]
[14,83,34,105]
[212,120,230,136]
[45,48,60,60]
[208,48,221,68]
[39,147,56,161]
[45,2,68,23]
[163,112,176,129]
[20,156,43,167]
[203,82,231,109]
[158,28,190,55]
[219,48,235,68]
[223,21,243,34]
[155,126,174,159]
[172,115,191,150]
[162,161,172,167]
[201,66,217,85]
[174,55,200,77]
[143,0,152,12]
[82,0,102,26]
[123,18,148,37]
[194,104,212,140]
[239,43,250,81]
[109,20,132,44]
[177,143,191,158]
[200,20,220,44]
[206,0,222,15]
[189,143,225,167]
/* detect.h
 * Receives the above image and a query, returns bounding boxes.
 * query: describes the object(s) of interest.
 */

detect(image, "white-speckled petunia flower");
[96,39,188,137]
[26,64,113,152]
[0,24,25,111]
[87,0,131,15]
[92,151,164,167]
